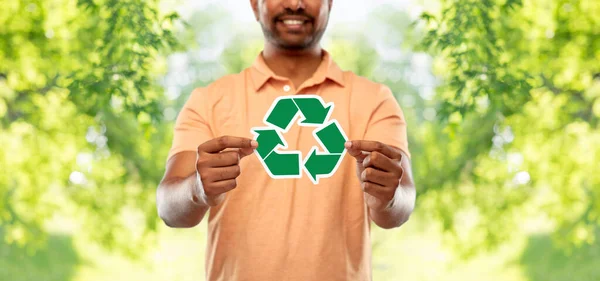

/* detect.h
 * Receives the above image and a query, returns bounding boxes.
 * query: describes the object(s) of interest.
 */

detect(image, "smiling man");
[156,0,416,280]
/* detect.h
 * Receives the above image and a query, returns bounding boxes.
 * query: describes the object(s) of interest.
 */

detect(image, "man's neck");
[262,44,324,89]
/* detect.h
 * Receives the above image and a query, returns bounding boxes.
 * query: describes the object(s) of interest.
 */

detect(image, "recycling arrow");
[265,96,333,131]
[303,146,343,183]
[314,121,346,153]
[265,98,298,131]
[253,129,285,159]
[293,97,332,125]
[252,95,347,184]
[264,151,301,177]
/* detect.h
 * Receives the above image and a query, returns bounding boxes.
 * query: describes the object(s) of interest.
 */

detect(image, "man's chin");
[276,39,314,51]
[279,44,310,51]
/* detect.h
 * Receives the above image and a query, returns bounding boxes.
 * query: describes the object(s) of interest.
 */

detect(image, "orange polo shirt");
[168,50,409,281]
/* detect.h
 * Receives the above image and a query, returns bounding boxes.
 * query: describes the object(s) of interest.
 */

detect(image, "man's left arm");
[346,85,415,229]
[345,141,415,229]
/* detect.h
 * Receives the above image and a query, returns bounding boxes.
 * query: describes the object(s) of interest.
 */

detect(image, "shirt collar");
[249,49,346,92]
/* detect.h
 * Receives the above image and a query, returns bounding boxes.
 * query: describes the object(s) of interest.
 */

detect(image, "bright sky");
[181,0,417,25]
[175,0,422,52]
[164,0,435,120]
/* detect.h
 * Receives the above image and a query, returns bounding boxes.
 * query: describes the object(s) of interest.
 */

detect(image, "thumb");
[345,141,368,163]
[238,147,255,159]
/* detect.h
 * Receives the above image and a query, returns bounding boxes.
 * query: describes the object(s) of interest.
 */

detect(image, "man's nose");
[283,0,306,11]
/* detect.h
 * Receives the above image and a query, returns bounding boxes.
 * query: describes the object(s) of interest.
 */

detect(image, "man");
[156,0,416,280]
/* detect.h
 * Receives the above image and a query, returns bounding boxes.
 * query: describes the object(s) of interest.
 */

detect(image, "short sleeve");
[363,85,411,158]
[167,87,214,161]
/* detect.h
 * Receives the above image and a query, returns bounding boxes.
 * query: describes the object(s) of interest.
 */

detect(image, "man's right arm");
[158,85,258,227]
[157,136,258,228]
[157,86,215,228]
[157,151,209,228]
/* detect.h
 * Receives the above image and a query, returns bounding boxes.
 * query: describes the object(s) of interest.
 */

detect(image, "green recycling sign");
[251,95,348,184]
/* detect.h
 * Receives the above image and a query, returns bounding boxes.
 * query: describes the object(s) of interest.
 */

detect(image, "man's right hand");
[195,136,258,206]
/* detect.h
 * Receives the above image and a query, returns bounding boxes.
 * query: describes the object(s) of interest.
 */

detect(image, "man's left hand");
[345,140,404,211]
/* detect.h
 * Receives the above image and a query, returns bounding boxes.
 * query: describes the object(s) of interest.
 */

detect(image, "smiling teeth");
[283,20,303,25]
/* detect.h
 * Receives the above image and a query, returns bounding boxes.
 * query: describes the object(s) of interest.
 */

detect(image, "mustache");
[273,9,314,22]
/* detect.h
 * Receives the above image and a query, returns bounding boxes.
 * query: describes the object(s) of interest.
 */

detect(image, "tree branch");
[4,74,61,125]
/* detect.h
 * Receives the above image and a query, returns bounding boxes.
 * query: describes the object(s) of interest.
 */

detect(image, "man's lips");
[276,16,311,30]
[278,16,310,20]
[276,15,312,23]
[281,19,306,25]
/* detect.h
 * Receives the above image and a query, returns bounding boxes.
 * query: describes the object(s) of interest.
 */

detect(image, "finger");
[363,151,402,175]
[361,181,394,202]
[361,167,399,187]
[208,151,239,167]
[345,140,401,160]
[202,165,241,183]
[200,136,258,153]
[205,179,237,196]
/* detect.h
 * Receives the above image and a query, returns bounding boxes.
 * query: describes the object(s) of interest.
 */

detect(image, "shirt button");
[283,85,291,92]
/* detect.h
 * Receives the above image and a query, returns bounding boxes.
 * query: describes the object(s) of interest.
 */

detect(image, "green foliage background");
[1,0,599,280]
